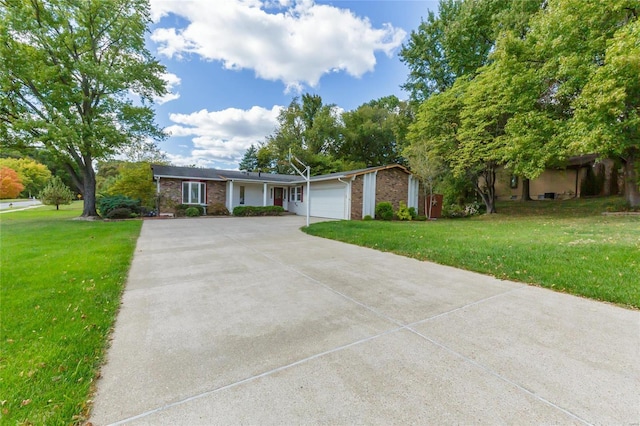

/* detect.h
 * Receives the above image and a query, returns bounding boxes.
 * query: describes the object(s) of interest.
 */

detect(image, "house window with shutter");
[292,186,303,202]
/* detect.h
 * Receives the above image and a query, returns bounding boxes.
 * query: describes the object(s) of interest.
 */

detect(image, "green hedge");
[97,195,140,217]
[175,204,205,217]
[233,206,285,216]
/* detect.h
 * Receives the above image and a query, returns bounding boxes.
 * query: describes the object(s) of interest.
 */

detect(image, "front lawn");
[0,202,141,423]
[304,197,639,308]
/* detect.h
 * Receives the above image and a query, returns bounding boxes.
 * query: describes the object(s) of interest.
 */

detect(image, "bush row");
[374,201,419,221]
[233,206,285,216]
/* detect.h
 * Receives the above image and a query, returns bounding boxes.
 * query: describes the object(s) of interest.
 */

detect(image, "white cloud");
[164,105,282,167]
[154,72,182,105]
[149,0,406,91]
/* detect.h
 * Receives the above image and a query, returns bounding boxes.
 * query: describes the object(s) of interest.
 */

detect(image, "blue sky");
[147,0,438,169]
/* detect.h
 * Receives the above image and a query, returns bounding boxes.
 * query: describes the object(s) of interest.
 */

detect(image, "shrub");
[408,206,417,219]
[443,201,482,218]
[415,215,427,221]
[375,202,394,221]
[175,204,204,217]
[443,203,465,218]
[105,207,133,219]
[396,201,412,221]
[233,206,285,216]
[208,202,230,216]
[185,206,201,217]
[464,201,481,216]
[98,195,140,217]
[363,214,373,221]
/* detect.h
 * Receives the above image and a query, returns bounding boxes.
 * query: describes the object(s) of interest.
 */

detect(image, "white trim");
[362,171,377,218]
[155,174,224,181]
[263,183,268,206]
[408,175,419,210]
[226,181,234,212]
[182,181,206,205]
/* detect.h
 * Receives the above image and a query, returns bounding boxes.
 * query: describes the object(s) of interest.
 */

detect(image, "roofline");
[344,164,410,178]
[225,178,297,184]
[154,174,225,181]
[152,163,410,183]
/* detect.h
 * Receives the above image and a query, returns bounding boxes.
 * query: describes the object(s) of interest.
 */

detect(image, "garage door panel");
[310,184,346,219]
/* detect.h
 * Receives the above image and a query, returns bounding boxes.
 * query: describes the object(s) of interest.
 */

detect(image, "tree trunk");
[56,204,59,210]
[521,178,532,201]
[479,192,497,213]
[623,153,640,207]
[481,165,497,213]
[81,162,99,217]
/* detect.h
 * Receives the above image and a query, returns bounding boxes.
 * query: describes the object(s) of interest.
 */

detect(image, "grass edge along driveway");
[304,199,640,309]
[1,202,141,424]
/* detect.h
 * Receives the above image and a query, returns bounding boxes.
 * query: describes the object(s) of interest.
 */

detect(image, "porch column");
[263,183,268,206]
[227,180,234,212]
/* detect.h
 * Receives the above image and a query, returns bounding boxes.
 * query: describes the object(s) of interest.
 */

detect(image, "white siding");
[235,184,264,207]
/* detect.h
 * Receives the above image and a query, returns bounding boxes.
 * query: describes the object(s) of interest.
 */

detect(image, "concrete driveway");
[90,216,639,425]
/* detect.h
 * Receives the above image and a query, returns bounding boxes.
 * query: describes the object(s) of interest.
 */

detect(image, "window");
[239,186,245,205]
[291,186,303,202]
[182,182,205,204]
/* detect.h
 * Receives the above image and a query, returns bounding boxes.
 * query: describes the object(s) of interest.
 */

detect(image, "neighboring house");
[151,164,425,220]
[494,155,620,201]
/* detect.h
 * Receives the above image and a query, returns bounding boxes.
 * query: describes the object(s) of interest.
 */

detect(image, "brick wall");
[375,168,409,211]
[207,181,226,206]
[350,176,363,220]
[158,178,226,214]
[158,178,181,213]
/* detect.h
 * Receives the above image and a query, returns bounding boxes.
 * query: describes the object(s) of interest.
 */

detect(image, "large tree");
[0,0,167,217]
[238,144,259,171]
[399,0,543,103]
[483,0,639,206]
[571,19,640,206]
[338,95,411,167]
[263,94,346,175]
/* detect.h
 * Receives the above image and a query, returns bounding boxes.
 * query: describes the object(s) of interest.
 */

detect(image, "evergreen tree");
[40,176,74,210]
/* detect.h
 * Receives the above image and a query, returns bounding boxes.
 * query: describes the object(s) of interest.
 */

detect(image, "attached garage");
[309,182,348,220]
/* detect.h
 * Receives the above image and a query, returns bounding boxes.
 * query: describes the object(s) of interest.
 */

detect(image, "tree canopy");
[0,0,167,217]
[0,166,24,198]
[244,94,411,175]
[0,157,51,198]
[404,0,640,208]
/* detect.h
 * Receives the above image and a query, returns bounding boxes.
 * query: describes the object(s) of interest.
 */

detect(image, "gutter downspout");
[156,177,160,213]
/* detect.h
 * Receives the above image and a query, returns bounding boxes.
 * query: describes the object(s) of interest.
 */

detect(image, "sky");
[147,0,438,170]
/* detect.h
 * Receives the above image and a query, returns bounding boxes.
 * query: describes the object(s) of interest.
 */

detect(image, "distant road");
[0,199,42,211]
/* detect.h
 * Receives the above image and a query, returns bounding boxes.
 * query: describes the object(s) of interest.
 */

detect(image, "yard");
[0,202,141,424]
[305,197,640,309]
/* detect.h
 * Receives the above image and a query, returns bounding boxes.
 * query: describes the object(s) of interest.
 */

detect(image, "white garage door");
[310,183,347,219]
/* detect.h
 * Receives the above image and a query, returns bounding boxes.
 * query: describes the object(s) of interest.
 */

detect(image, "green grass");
[0,202,142,424]
[305,197,640,308]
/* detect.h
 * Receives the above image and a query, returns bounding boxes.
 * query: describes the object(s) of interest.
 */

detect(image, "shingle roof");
[151,164,299,183]
[151,164,409,183]
[309,164,410,181]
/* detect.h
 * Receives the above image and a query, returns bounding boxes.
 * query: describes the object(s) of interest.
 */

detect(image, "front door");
[274,187,283,207]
